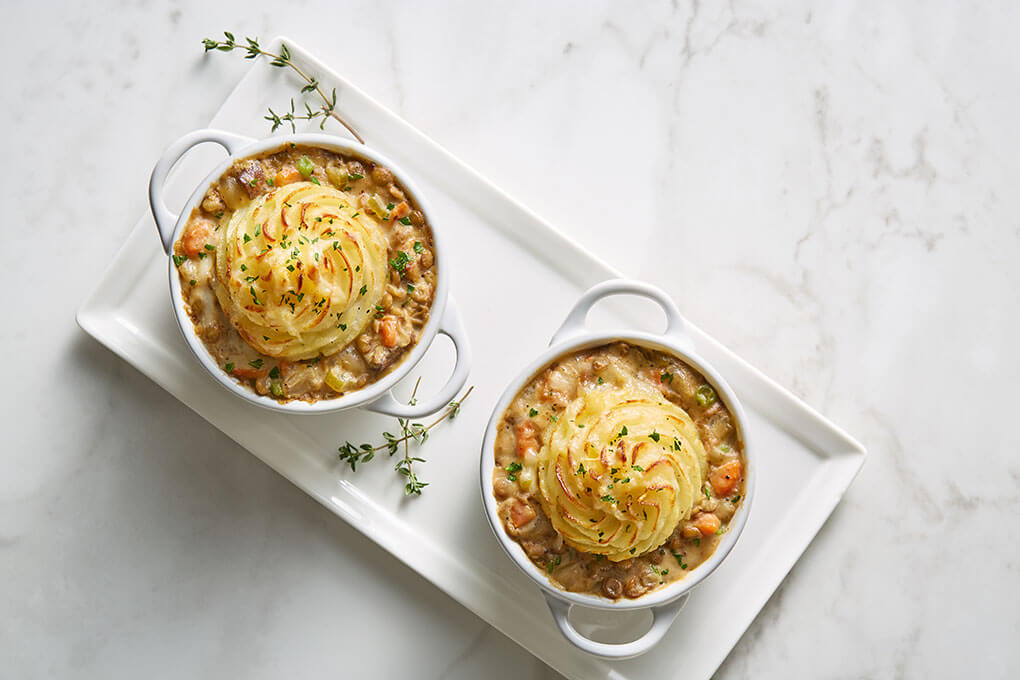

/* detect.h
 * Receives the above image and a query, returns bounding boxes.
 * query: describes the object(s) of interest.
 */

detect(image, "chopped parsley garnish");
[597,376,605,384]
[243,233,252,243]
[549,415,558,422]
[386,202,395,211]
[413,241,424,253]
[693,538,701,546]
[349,173,364,180]
[616,425,628,438]
[248,358,263,369]
[576,463,585,476]
[649,431,661,442]
[546,555,561,572]
[189,279,196,286]
[671,551,688,569]
[702,484,711,499]
[600,494,616,504]
[269,366,280,379]
[731,495,741,503]
[240,264,247,271]
[505,462,522,481]
[398,216,412,225]
[632,465,644,472]
[172,254,187,267]
[309,176,321,185]
[660,371,673,383]
[359,284,368,296]
[390,251,410,272]
[204,243,215,251]
[224,362,234,373]
[529,408,538,417]
[339,323,347,331]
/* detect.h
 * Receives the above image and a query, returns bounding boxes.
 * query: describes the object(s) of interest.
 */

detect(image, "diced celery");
[367,194,390,220]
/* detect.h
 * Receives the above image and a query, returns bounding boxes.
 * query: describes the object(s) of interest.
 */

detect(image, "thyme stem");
[337,384,475,496]
[202,32,365,143]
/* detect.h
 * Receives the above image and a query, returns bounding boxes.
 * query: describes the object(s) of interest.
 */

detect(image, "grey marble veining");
[1,1,1017,678]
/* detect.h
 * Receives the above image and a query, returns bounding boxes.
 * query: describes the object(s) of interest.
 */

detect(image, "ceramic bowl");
[479,279,754,658]
[149,129,470,417]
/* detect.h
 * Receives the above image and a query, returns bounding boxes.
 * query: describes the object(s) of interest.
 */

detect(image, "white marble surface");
[3,0,1018,677]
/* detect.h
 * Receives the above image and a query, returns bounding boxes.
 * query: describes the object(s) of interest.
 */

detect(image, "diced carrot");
[690,512,721,537]
[515,420,538,457]
[274,166,302,186]
[230,366,268,380]
[509,500,536,528]
[181,222,215,256]
[391,201,411,220]
[378,315,398,347]
[709,460,743,496]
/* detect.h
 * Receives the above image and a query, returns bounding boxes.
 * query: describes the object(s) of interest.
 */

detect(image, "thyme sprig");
[338,383,474,496]
[201,32,365,143]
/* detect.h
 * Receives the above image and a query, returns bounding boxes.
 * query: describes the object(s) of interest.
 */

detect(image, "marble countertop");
[3,1,1017,677]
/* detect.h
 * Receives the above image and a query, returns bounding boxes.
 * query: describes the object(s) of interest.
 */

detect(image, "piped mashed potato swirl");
[213,181,389,360]
[536,372,708,561]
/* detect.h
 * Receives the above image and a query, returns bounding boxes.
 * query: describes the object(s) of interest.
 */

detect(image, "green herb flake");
[172,254,187,267]
[224,362,234,373]
[413,241,424,253]
[649,431,661,442]
[390,251,410,272]
[269,366,281,379]
[204,243,215,251]
[398,216,412,226]
[248,358,264,369]
[529,408,538,417]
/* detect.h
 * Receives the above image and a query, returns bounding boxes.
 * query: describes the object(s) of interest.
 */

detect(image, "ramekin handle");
[149,129,252,254]
[550,279,692,351]
[543,593,687,659]
[364,298,472,418]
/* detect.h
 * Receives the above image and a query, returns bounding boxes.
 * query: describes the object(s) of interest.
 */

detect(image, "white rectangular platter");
[77,37,865,680]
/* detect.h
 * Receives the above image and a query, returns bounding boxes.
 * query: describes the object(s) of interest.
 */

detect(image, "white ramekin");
[149,129,470,417]
[479,279,755,659]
